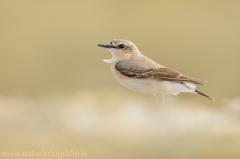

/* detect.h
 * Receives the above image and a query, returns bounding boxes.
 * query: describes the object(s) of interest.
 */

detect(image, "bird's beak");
[97,44,112,48]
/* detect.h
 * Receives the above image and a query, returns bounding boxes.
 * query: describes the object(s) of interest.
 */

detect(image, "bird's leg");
[154,93,164,103]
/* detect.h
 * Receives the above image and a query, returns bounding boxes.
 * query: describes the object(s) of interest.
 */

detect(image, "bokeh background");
[1,0,240,158]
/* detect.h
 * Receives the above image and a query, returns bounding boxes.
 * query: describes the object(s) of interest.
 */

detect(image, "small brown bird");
[98,39,215,102]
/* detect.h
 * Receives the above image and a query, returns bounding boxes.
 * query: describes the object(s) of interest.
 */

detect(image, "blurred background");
[0,0,240,158]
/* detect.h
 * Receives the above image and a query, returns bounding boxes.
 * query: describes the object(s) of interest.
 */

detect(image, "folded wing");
[115,60,206,85]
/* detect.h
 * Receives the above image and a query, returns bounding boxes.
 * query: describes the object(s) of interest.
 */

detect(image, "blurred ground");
[1,88,240,159]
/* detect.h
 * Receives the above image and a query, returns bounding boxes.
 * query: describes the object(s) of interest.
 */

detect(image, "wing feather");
[115,60,206,85]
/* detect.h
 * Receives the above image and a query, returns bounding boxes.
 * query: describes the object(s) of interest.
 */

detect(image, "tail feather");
[195,90,215,101]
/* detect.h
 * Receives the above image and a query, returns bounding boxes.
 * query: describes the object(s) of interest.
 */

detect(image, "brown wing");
[115,60,206,85]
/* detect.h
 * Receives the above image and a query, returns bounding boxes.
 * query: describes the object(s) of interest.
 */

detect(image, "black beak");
[97,44,112,48]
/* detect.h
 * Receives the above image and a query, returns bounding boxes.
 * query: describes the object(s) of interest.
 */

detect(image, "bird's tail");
[195,90,215,101]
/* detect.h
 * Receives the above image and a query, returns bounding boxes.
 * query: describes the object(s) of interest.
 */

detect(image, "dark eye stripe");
[119,44,125,48]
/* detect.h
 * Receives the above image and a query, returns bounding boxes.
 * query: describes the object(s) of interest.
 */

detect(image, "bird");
[98,39,215,102]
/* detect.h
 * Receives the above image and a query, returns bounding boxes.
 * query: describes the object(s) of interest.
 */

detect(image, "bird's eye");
[119,44,125,48]
[110,42,112,44]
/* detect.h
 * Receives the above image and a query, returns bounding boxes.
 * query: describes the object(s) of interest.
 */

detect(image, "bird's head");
[98,39,141,63]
